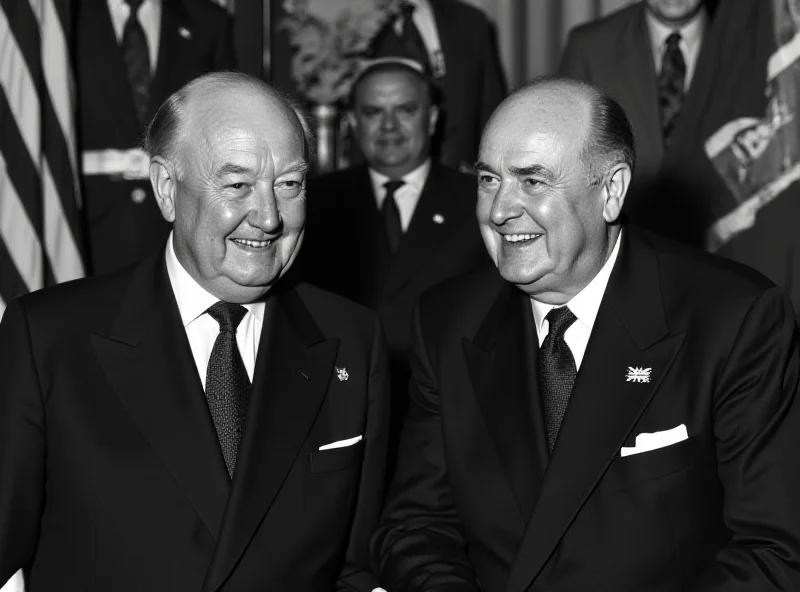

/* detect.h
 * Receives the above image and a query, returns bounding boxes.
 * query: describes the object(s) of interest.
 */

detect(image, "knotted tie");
[539,306,578,451]
[205,302,251,478]
[122,0,151,127]
[371,1,431,70]
[382,179,404,253]
[657,32,686,148]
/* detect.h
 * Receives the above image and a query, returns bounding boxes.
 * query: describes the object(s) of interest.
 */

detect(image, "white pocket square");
[620,424,688,457]
[319,435,362,450]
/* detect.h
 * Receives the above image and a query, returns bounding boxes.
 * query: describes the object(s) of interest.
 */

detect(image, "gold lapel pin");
[178,27,192,40]
[432,213,445,224]
[336,367,349,381]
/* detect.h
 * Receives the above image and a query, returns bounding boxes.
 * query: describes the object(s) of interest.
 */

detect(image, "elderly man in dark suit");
[0,72,389,592]
[300,58,489,469]
[77,0,236,275]
[559,0,718,245]
[372,77,800,591]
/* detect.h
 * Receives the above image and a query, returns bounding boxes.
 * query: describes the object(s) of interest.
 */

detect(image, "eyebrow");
[507,164,556,182]
[473,161,497,175]
[215,163,253,177]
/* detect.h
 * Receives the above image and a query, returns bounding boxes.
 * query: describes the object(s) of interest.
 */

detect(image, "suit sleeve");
[0,300,46,585]
[558,28,591,81]
[336,318,391,592]
[692,287,800,590]
[371,305,480,592]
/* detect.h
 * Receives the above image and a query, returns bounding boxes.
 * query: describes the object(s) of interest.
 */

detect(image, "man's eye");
[478,175,497,185]
[227,182,247,190]
[275,179,304,198]
[523,178,542,187]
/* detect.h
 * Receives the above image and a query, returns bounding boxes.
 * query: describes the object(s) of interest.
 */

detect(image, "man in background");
[76,0,236,275]
[0,72,388,591]
[300,58,488,470]
[559,0,716,245]
[373,77,800,591]
[369,0,506,171]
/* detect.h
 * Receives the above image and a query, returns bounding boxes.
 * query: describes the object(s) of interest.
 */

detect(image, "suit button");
[130,187,147,204]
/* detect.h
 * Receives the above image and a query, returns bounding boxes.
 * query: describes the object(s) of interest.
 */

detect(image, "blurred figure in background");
[76,0,236,276]
[369,0,506,172]
[300,58,489,472]
[560,0,717,245]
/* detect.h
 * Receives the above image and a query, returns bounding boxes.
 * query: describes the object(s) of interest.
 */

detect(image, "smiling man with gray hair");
[0,71,389,591]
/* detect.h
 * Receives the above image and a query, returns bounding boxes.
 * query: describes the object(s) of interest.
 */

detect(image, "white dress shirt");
[646,8,707,92]
[165,233,265,389]
[530,232,622,371]
[369,159,431,232]
[107,0,162,72]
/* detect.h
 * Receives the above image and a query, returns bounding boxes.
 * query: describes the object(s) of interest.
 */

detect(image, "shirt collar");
[164,232,265,327]
[369,159,431,196]
[530,230,623,335]
[646,6,706,58]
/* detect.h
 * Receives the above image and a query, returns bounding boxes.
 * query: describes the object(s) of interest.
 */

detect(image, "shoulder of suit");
[416,264,503,337]
[566,2,641,43]
[11,263,139,334]
[293,281,380,335]
[632,226,776,301]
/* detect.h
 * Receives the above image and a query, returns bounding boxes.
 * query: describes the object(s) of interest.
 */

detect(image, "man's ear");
[346,110,358,135]
[601,162,631,224]
[149,156,177,223]
[428,104,439,137]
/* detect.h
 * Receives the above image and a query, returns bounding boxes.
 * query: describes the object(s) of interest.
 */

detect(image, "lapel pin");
[336,366,349,381]
[432,213,445,224]
[626,367,651,383]
[178,27,192,40]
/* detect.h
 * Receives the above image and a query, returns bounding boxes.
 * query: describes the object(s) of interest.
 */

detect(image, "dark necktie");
[657,32,686,148]
[382,179,404,253]
[539,306,578,451]
[371,1,431,70]
[205,301,252,478]
[122,0,151,127]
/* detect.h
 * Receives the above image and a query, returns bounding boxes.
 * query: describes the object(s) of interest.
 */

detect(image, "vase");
[313,103,338,175]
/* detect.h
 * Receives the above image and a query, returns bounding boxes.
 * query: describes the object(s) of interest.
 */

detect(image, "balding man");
[0,72,389,591]
[372,77,800,591]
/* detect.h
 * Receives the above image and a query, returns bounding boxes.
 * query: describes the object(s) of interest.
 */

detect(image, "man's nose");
[489,181,523,226]
[247,183,281,232]
[380,110,399,131]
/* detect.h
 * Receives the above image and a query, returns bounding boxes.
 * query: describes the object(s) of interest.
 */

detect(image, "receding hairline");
[349,62,437,107]
[144,71,314,170]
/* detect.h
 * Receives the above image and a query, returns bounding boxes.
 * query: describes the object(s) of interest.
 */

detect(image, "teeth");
[233,238,272,248]
[503,233,541,243]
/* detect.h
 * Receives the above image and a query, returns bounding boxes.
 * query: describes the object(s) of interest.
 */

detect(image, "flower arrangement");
[279,0,400,105]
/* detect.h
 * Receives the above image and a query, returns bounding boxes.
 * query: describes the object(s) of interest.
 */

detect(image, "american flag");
[0,0,84,321]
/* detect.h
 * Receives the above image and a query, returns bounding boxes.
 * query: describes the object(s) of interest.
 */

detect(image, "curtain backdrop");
[462,0,637,88]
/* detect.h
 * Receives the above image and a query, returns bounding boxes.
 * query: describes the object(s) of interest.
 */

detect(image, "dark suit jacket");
[301,163,489,365]
[76,0,236,276]
[372,227,800,591]
[559,2,720,246]
[428,0,507,170]
[0,252,389,591]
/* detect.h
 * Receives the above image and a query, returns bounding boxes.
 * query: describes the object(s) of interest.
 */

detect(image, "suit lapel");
[202,285,338,592]
[463,280,548,524]
[90,253,231,540]
[504,231,686,592]
[618,4,663,168]
[382,165,473,298]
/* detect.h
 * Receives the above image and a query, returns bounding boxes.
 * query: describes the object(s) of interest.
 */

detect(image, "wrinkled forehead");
[187,92,306,168]
[480,92,589,168]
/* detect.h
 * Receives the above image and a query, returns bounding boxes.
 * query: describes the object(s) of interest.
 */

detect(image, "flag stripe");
[0,0,84,318]
[0,153,43,292]
[0,5,42,168]
[0,88,43,235]
[0,237,28,315]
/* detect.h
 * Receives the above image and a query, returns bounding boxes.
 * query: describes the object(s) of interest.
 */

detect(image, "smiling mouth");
[231,238,275,249]
[503,233,543,244]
